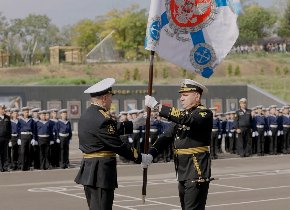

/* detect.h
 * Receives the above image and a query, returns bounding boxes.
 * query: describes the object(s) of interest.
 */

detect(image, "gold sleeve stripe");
[100,110,110,118]
[170,107,181,117]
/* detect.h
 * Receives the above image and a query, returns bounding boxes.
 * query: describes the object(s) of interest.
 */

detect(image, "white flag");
[145,0,241,78]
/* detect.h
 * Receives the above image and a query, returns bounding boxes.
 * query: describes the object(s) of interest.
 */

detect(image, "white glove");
[229,133,233,138]
[8,142,12,147]
[255,131,259,137]
[218,135,221,139]
[280,130,284,135]
[128,137,133,143]
[277,131,280,136]
[264,131,268,136]
[50,141,54,145]
[268,130,272,136]
[31,139,36,145]
[17,139,21,145]
[252,132,256,138]
[149,138,151,143]
[56,139,60,143]
[141,153,153,168]
[145,95,158,109]
[140,138,143,143]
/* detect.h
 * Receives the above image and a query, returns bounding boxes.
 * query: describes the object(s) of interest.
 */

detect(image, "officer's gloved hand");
[8,141,12,147]
[141,153,153,168]
[31,139,36,145]
[128,137,133,143]
[145,95,159,109]
[252,132,256,138]
[264,131,268,136]
[277,130,281,136]
[56,139,60,143]
[50,141,54,145]
[268,130,272,136]
[255,131,259,137]
[17,139,21,145]
[218,135,221,139]
[280,130,284,135]
[34,140,38,146]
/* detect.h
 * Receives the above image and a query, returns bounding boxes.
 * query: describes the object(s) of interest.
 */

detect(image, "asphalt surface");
[1,135,290,210]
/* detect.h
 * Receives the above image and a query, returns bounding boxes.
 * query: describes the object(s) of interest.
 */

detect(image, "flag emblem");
[145,0,240,78]
[166,0,216,34]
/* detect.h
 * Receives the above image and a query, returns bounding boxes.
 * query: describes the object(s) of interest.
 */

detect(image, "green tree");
[283,67,289,75]
[234,65,241,76]
[237,5,277,44]
[71,19,102,52]
[275,66,281,75]
[0,13,8,50]
[227,64,233,76]
[162,67,169,79]
[133,67,140,80]
[278,0,290,38]
[102,5,148,60]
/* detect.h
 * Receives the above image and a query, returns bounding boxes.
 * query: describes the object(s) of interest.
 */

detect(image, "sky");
[1,0,277,27]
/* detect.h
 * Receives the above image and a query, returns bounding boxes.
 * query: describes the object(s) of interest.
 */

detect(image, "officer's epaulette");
[197,105,206,110]
[99,110,110,118]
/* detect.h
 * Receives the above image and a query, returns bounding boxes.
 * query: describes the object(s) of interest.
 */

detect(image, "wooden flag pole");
[142,50,155,204]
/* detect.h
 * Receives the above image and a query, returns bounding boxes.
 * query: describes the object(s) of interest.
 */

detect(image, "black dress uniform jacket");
[149,104,213,181]
[0,114,11,139]
[75,105,140,189]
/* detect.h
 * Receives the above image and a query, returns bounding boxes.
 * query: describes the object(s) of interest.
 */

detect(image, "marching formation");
[0,105,72,172]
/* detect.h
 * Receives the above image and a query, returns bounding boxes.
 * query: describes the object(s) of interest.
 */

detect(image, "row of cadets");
[129,109,146,154]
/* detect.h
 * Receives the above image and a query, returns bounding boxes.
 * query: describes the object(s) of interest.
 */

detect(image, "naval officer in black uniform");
[75,78,141,210]
[142,79,213,210]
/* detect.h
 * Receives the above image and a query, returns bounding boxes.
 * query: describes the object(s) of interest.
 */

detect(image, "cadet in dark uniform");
[267,105,279,155]
[49,109,59,167]
[57,109,72,169]
[0,104,11,172]
[75,78,141,210]
[10,108,21,170]
[143,79,213,210]
[31,107,40,169]
[235,98,253,157]
[281,106,290,154]
[19,107,36,171]
[209,108,220,159]
[253,106,268,156]
[226,111,236,154]
[35,110,53,170]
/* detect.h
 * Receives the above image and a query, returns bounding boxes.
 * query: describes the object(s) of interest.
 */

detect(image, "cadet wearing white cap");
[235,98,253,157]
[143,79,213,210]
[75,78,141,210]
[56,109,72,169]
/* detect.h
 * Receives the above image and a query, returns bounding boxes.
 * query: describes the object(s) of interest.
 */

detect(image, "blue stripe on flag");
[190,30,205,45]
[216,0,228,7]
[161,12,169,28]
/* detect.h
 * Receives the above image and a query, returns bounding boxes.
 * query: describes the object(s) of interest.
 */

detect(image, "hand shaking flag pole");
[142,0,241,203]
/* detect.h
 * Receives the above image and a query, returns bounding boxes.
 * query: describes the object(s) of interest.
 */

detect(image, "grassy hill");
[0,53,289,103]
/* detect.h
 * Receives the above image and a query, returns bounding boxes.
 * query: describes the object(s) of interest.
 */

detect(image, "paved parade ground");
[1,137,290,210]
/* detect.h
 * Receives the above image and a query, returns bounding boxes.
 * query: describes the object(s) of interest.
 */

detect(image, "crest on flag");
[145,0,241,78]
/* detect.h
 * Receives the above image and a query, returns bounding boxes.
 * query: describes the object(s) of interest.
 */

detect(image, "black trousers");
[256,128,265,155]
[282,127,289,154]
[84,186,114,210]
[210,131,219,158]
[178,180,209,210]
[229,133,236,153]
[0,139,8,170]
[60,136,69,168]
[39,137,50,170]
[20,134,32,171]
[269,128,278,154]
[11,137,19,169]
[237,127,251,157]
